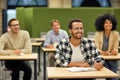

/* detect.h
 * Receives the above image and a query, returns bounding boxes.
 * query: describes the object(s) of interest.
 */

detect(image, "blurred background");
[0,0,120,37]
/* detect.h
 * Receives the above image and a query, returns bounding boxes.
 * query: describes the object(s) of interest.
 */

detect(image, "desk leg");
[43,52,46,80]
[34,60,37,80]
[38,46,40,75]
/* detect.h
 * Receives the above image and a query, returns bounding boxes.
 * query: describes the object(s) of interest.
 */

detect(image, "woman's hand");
[100,51,110,56]
[100,51,108,56]
[111,49,118,55]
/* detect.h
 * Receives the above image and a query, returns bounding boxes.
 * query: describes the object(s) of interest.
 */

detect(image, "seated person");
[94,13,119,80]
[0,18,32,80]
[55,19,104,80]
[44,19,68,66]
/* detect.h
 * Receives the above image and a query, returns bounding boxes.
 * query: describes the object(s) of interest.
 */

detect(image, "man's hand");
[80,62,90,67]
[14,49,21,55]
[46,45,54,48]
[67,62,90,67]
[94,61,103,70]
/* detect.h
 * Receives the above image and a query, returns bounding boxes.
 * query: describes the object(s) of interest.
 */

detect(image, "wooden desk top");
[31,38,45,42]
[42,47,56,52]
[0,53,38,60]
[88,38,120,41]
[31,42,42,46]
[102,53,120,60]
[47,67,118,79]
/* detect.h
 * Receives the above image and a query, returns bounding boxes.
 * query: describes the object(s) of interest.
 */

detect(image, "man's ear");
[69,29,71,33]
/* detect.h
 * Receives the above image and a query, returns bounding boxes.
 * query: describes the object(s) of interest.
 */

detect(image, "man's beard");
[73,33,84,39]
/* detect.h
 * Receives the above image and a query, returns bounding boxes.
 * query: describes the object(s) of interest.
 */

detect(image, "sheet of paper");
[19,53,24,56]
[66,67,96,72]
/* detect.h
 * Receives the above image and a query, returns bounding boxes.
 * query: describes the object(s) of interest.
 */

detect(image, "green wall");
[114,8,120,34]
[16,7,120,37]
[16,7,33,37]
[16,7,25,29]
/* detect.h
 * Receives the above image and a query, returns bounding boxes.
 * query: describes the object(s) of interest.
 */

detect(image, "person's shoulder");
[61,38,67,42]
[82,37,90,41]
[82,37,94,43]
[60,29,67,34]
[95,31,104,36]
[20,30,30,36]
[111,31,119,37]
[3,32,9,35]
[59,38,69,44]
[0,32,10,40]
[20,30,29,33]
[45,30,53,36]
[95,31,103,34]
[0,32,8,37]
[47,30,53,34]
[112,31,119,34]
[60,29,67,32]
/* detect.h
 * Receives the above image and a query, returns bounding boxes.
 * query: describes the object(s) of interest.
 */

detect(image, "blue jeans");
[104,60,118,80]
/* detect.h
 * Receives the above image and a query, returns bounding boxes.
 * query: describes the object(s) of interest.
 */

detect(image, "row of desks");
[1,37,118,80]
[0,47,119,80]
[31,37,120,79]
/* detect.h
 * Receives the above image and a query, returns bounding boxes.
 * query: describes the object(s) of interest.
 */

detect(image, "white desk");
[0,53,38,80]
[47,67,118,79]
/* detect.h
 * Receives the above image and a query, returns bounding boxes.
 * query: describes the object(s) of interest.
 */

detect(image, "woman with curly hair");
[94,13,119,80]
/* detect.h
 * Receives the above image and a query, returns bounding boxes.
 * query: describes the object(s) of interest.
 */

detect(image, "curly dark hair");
[94,13,117,31]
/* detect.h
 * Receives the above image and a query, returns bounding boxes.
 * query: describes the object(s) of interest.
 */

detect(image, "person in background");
[44,19,68,66]
[0,18,32,80]
[55,19,104,80]
[94,13,119,80]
